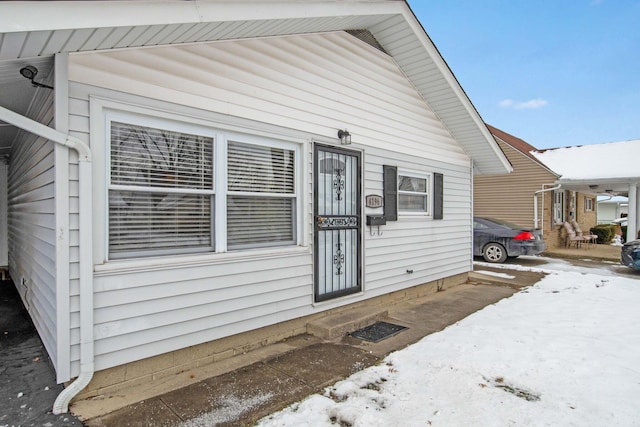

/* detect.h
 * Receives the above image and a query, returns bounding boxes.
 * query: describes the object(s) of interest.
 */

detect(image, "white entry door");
[314,145,361,302]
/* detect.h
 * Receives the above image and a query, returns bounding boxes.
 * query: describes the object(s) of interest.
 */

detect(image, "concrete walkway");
[542,242,622,262]
[82,269,545,427]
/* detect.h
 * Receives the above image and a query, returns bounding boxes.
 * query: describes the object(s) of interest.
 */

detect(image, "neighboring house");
[597,195,628,224]
[0,0,511,414]
[531,140,640,243]
[475,125,597,249]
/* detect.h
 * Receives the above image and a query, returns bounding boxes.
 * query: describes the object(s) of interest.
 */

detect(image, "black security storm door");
[314,145,362,302]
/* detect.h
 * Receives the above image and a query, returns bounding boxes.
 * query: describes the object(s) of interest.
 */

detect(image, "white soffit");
[0,0,511,175]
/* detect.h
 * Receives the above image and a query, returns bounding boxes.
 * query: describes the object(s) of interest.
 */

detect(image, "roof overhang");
[0,0,511,174]
[556,177,640,196]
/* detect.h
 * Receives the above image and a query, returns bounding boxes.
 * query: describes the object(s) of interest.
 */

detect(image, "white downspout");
[0,105,93,414]
[534,184,561,234]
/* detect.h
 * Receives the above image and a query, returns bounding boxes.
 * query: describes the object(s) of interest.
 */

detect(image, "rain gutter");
[0,105,93,414]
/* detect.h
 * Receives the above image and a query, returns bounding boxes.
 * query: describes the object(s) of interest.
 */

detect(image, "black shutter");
[433,172,443,220]
[383,165,397,221]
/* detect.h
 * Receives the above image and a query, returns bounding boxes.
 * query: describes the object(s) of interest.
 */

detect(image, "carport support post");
[629,183,639,242]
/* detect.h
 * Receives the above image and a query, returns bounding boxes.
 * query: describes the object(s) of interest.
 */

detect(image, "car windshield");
[481,218,523,230]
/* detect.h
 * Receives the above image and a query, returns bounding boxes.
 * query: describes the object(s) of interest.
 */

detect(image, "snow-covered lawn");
[257,261,640,427]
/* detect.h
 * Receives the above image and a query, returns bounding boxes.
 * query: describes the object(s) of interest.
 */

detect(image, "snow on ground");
[476,255,620,277]
[474,270,516,279]
[257,262,640,427]
[181,393,273,427]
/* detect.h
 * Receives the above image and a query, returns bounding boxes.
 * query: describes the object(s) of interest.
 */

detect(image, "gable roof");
[486,124,556,176]
[486,125,537,161]
[0,0,511,175]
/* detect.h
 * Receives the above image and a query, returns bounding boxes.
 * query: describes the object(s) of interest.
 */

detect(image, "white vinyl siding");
[0,160,7,267]
[364,147,472,296]
[69,31,468,166]
[7,88,58,369]
[65,31,473,375]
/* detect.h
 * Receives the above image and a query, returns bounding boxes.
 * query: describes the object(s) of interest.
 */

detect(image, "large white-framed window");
[398,170,431,215]
[105,111,300,260]
[553,189,566,224]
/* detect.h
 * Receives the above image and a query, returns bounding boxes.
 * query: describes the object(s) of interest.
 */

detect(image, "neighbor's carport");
[531,142,640,242]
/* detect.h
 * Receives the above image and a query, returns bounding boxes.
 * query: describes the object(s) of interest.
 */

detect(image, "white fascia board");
[0,0,402,33]
[398,7,512,175]
[559,177,640,187]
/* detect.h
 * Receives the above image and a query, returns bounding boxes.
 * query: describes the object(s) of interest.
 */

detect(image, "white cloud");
[499,98,548,110]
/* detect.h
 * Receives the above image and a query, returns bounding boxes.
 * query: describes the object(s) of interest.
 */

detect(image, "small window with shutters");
[383,166,442,220]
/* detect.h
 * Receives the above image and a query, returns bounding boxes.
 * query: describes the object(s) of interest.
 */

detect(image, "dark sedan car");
[473,217,546,263]
[621,240,640,271]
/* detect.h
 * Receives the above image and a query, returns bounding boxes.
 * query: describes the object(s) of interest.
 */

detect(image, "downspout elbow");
[64,135,91,163]
[52,369,93,414]
[534,184,561,196]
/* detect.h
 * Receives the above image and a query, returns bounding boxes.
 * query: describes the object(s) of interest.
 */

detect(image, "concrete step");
[307,305,388,340]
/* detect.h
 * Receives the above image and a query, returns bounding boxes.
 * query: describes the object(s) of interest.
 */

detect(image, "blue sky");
[407,0,640,149]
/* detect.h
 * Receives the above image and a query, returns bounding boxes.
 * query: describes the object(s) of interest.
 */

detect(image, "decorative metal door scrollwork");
[314,145,361,302]
[333,168,345,201]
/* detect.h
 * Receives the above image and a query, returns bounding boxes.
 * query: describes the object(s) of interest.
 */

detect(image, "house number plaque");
[365,194,383,208]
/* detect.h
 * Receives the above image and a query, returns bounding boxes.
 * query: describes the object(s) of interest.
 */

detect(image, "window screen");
[227,141,296,249]
[398,174,429,213]
[109,121,214,258]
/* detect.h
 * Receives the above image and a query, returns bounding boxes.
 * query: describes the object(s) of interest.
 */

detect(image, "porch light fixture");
[19,65,54,90]
[338,129,351,145]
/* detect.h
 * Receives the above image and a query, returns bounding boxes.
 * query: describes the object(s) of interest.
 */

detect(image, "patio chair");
[571,220,598,248]
[563,221,587,248]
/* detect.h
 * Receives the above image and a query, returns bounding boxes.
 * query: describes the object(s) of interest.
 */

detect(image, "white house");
[597,195,628,224]
[0,0,511,414]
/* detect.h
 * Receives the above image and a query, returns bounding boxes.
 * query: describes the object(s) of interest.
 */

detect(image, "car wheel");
[482,243,508,263]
